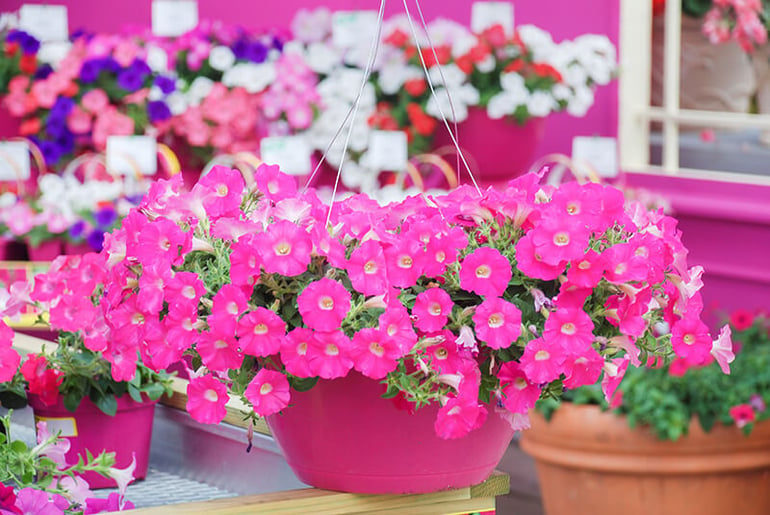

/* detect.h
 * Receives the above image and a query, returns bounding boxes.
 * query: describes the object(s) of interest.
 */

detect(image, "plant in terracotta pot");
[521,309,770,515]
[0,255,173,488]
[0,411,136,514]
[0,161,730,494]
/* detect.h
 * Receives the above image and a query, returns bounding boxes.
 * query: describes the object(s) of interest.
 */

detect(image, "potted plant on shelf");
[0,161,730,495]
[520,309,770,515]
[0,253,173,488]
[0,411,136,514]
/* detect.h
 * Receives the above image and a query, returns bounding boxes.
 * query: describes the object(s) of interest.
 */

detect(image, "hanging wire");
[402,0,482,195]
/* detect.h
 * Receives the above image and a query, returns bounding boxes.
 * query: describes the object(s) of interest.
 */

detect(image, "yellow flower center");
[561,322,576,335]
[683,334,695,345]
[182,285,196,298]
[578,260,591,270]
[369,341,384,357]
[227,301,239,315]
[553,232,570,246]
[132,313,145,324]
[399,255,413,268]
[275,242,291,256]
[364,261,377,274]
[475,265,491,279]
[435,347,448,359]
[428,303,442,316]
[259,383,273,395]
[319,296,334,310]
[215,339,228,349]
[216,184,229,197]
[488,313,504,328]
[297,342,308,355]
[204,389,218,402]
[535,350,550,361]
[514,377,528,390]
[254,323,268,335]
[325,344,339,356]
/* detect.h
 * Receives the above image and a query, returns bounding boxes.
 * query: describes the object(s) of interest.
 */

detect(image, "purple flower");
[69,220,86,240]
[118,58,151,92]
[87,230,105,252]
[50,96,75,118]
[153,75,176,94]
[38,140,62,166]
[231,38,250,60]
[147,100,172,123]
[79,58,104,83]
[94,207,117,229]
[7,30,40,55]
[271,35,285,52]
[246,41,268,63]
[33,64,53,80]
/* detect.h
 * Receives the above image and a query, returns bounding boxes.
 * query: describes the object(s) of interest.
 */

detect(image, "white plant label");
[152,0,199,37]
[332,10,378,49]
[0,141,30,181]
[260,136,312,176]
[106,136,158,176]
[19,4,69,43]
[35,416,77,437]
[471,2,514,36]
[368,130,408,172]
[572,136,618,178]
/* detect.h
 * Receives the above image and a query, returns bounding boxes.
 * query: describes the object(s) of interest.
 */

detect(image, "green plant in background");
[538,310,770,441]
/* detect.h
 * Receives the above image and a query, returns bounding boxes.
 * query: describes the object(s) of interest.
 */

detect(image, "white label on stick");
[35,416,78,438]
[19,4,69,43]
[152,0,199,37]
[0,141,31,181]
[260,136,312,176]
[332,10,378,49]
[572,136,618,178]
[368,130,408,172]
[106,136,158,176]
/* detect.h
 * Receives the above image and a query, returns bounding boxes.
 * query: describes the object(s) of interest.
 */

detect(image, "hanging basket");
[266,372,515,494]
[29,394,158,489]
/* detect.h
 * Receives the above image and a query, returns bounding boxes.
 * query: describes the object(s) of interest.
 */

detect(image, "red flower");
[480,24,507,48]
[729,404,756,429]
[18,54,36,75]
[504,59,525,74]
[385,28,409,47]
[420,45,451,67]
[470,42,492,63]
[19,117,41,136]
[404,78,427,97]
[0,482,21,515]
[455,54,474,74]
[20,354,63,406]
[4,42,19,56]
[406,103,437,137]
[729,309,754,331]
[532,62,563,82]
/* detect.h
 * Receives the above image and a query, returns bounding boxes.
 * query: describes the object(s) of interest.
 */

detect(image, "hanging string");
[323,0,388,227]
[402,0,482,195]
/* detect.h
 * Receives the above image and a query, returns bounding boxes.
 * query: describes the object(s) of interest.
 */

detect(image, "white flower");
[305,42,342,75]
[426,84,479,122]
[291,7,332,44]
[145,45,169,73]
[487,92,517,119]
[0,192,15,208]
[451,33,478,59]
[426,18,469,48]
[148,86,164,101]
[527,91,556,117]
[378,63,422,96]
[567,86,594,117]
[166,91,188,116]
[476,54,496,74]
[500,72,526,93]
[518,25,556,62]
[428,63,466,89]
[36,41,71,66]
[222,62,276,94]
[187,76,215,105]
[208,45,236,71]
[340,159,379,192]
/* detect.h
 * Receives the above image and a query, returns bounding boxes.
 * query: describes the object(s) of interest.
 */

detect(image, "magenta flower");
[412,288,453,332]
[297,278,351,331]
[281,328,319,378]
[459,247,512,298]
[255,220,312,277]
[131,217,191,267]
[514,234,565,281]
[531,216,591,265]
[346,240,388,296]
[255,163,298,201]
[245,369,290,416]
[186,374,228,424]
[423,337,465,374]
[308,330,354,379]
[229,235,261,289]
[195,165,246,220]
[13,488,62,515]
[384,239,426,288]
[0,344,20,383]
[567,249,607,288]
[601,357,630,405]
[197,325,243,372]
[350,328,400,379]
[562,347,605,389]
[711,325,735,374]
[165,272,206,308]
[434,396,488,439]
[519,338,567,384]
[473,297,522,349]
[498,361,542,414]
[671,315,713,365]
[603,242,649,284]
[729,404,756,428]
[85,493,135,514]
[543,308,595,353]
[378,304,418,353]
[211,284,248,320]
[237,307,286,357]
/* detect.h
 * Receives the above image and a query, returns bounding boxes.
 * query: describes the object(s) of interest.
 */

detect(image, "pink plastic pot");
[28,394,157,489]
[432,107,546,187]
[266,372,515,494]
[26,240,64,262]
[63,241,94,256]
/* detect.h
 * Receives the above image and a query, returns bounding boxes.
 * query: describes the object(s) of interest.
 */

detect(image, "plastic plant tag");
[106,136,158,176]
[152,0,199,37]
[19,4,69,43]
[368,130,408,172]
[36,41,73,67]
[0,141,30,181]
[332,10,378,49]
[471,2,514,36]
[260,136,312,176]
[34,416,78,437]
[571,136,618,178]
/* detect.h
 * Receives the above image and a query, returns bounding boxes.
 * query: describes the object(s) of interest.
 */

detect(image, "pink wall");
[1,0,619,157]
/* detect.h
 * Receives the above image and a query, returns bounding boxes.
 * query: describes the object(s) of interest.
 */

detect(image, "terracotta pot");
[651,15,756,127]
[520,403,770,515]
[431,107,546,188]
[266,371,515,494]
[29,394,157,489]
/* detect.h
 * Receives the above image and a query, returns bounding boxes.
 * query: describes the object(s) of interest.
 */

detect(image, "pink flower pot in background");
[267,372,515,494]
[432,107,547,188]
[64,241,94,256]
[26,240,64,262]
[29,394,157,489]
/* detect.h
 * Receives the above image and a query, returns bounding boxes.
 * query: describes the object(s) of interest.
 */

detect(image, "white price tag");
[572,136,618,178]
[152,0,199,37]
[0,141,30,181]
[368,130,408,172]
[106,136,158,176]
[35,416,78,437]
[260,136,312,176]
[19,4,69,43]
[471,2,514,36]
[332,10,378,49]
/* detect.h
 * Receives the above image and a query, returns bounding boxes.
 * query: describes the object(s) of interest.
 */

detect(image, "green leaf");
[141,382,167,401]
[127,384,143,403]
[63,390,83,413]
[288,375,318,393]
[92,394,118,417]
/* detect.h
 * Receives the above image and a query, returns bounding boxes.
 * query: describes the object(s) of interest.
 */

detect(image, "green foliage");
[540,314,770,441]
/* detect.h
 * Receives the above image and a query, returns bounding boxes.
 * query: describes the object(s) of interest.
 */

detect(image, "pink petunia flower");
[671,315,713,366]
[519,338,567,384]
[434,395,488,439]
[308,330,354,379]
[459,247,512,298]
[543,308,595,353]
[530,215,591,265]
[601,357,630,405]
[186,374,228,424]
[165,271,207,309]
[228,235,262,290]
[281,328,319,378]
[384,239,426,288]
[211,284,248,320]
[194,165,246,220]
[498,361,542,414]
[711,324,734,374]
[346,240,389,296]
[473,297,522,349]
[350,328,401,379]
[255,163,298,201]
[729,404,756,429]
[562,346,605,389]
[255,220,312,277]
[412,288,453,332]
[514,234,565,281]
[237,307,286,357]
[297,278,351,332]
[567,249,607,289]
[603,242,649,284]
[244,369,291,417]
[197,325,243,372]
[378,304,418,353]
